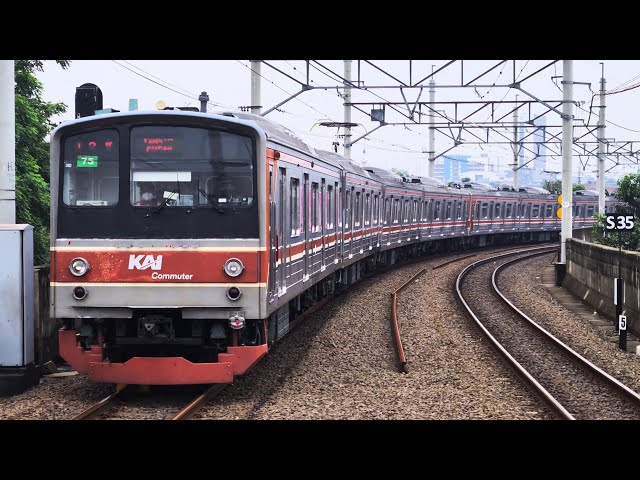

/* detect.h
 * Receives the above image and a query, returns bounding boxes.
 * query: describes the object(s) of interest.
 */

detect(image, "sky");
[36,60,640,182]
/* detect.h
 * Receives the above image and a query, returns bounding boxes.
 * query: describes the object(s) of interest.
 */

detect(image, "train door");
[268,165,276,303]
[277,168,287,295]
[303,173,310,281]
[321,179,326,271]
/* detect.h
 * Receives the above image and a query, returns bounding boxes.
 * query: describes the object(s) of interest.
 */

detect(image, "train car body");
[50,110,607,385]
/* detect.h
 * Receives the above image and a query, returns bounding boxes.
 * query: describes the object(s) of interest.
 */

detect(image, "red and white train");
[50,110,605,385]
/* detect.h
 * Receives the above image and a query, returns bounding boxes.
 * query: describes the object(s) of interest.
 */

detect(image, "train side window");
[290,178,300,237]
[326,184,334,229]
[337,186,342,228]
[506,203,512,218]
[393,199,400,224]
[383,198,389,225]
[365,193,371,226]
[413,200,418,222]
[494,203,501,218]
[456,201,463,219]
[354,191,361,227]
[545,204,553,218]
[373,194,379,225]
[403,199,410,223]
[480,202,488,219]
[434,201,441,220]
[532,204,540,218]
[345,190,351,229]
[311,182,319,232]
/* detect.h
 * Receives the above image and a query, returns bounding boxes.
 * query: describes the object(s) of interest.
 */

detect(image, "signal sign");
[605,214,635,231]
[557,194,563,219]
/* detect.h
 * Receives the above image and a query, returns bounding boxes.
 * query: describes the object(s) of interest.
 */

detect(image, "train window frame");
[392,198,399,224]
[365,193,371,226]
[456,201,463,220]
[506,203,512,218]
[531,204,540,218]
[337,186,342,228]
[403,199,410,223]
[311,182,320,233]
[62,129,120,207]
[326,184,335,230]
[434,201,441,221]
[494,203,501,218]
[413,200,418,222]
[345,189,351,229]
[373,194,379,225]
[290,177,301,237]
[545,204,553,218]
[445,201,452,220]
[480,202,488,219]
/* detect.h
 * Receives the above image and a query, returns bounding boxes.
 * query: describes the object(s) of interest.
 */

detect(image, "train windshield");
[62,130,119,207]
[130,126,254,209]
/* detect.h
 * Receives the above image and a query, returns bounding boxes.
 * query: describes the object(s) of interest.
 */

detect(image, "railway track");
[456,246,640,420]
[73,384,226,420]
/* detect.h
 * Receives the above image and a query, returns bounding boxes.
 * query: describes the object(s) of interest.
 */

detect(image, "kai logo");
[128,254,163,271]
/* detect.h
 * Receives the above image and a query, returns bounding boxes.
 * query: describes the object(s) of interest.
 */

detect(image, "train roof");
[221,111,322,159]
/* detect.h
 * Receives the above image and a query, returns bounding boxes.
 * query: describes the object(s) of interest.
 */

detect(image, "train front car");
[50,111,269,385]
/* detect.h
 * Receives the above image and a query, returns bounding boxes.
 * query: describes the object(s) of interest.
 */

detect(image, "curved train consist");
[50,110,606,385]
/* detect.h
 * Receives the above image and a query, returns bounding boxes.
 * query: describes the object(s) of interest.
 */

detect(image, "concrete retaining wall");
[565,238,640,336]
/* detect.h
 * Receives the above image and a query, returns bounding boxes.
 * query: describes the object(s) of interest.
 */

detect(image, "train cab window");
[587,205,595,217]
[545,204,553,218]
[531,205,540,218]
[290,178,300,236]
[62,129,119,206]
[130,126,254,209]
[312,182,319,232]
[494,203,501,218]
[480,202,488,219]
[326,185,335,229]
[434,201,441,220]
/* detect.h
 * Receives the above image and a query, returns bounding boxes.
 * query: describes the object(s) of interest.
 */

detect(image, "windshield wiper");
[146,189,179,217]
[199,188,224,215]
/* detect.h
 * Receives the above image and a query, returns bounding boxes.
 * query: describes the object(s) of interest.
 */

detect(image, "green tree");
[15,60,69,265]
[543,179,562,194]
[592,173,640,251]
[573,183,586,191]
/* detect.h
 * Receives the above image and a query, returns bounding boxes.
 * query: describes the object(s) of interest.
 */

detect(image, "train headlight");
[72,286,88,300]
[227,287,242,301]
[69,257,90,277]
[223,258,244,277]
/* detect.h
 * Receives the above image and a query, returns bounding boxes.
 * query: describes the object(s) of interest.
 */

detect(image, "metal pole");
[560,60,574,264]
[427,77,436,178]
[597,64,606,214]
[513,94,519,190]
[198,91,209,113]
[343,60,352,159]
[250,61,262,115]
[0,60,15,223]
